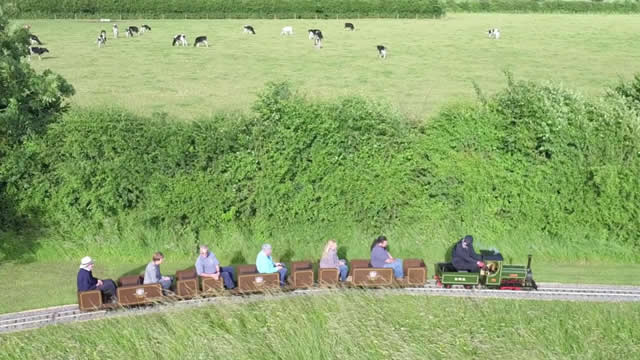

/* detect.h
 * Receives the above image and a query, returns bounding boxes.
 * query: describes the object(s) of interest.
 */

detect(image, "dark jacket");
[452,236,481,270]
[77,268,98,291]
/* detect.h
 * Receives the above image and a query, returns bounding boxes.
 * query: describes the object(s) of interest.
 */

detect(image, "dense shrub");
[449,0,640,13]
[422,76,640,251]
[12,0,446,19]
[5,83,430,236]
[10,0,640,18]
[3,78,639,259]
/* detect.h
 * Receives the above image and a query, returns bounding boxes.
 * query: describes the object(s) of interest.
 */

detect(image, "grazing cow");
[29,47,49,61]
[312,30,323,48]
[488,28,500,39]
[344,22,355,31]
[281,26,293,36]
[243,25,256,35]
[29,34,43,45]
[376,45,387,59]
[308,29,320,40]
[112,24,119,38]
[172,34,188,46]
[194,36,208,47]
[127,26,139,37]
[141,24,151,34]
[97,31,107,47]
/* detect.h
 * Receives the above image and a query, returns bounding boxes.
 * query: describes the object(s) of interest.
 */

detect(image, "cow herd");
[23,21,502,61]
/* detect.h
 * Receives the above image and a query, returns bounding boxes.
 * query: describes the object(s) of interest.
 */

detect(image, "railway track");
[2,282,639,334]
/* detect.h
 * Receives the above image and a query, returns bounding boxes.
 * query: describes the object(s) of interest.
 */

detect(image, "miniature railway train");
[78,252,536,311]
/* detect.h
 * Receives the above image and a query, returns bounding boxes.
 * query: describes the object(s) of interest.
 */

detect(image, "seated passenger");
[143,252,173,291]
[319,239,349,282]
[370,235,404,279]
[196,245,236,289]
[256,244,288,286]
[452,235,485,272]
[77,256,117,303]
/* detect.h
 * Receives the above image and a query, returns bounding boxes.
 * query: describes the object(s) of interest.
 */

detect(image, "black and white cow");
[28,47,49,61]
[112,24,119,38]
[311,30,323,48]
[126,26,139,37]
[172,34,188,46]
[194,36,208,47]
[97,30,107,47]
[29,34,43,45]
[376,45,387,59]
[308,29,320,40]
[344,22,355,31]
[141,24,151,34]
[488,28,500,39]
[243,25,256,35]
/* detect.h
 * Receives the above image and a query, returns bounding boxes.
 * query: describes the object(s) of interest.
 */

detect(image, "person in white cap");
[77,256,117,302]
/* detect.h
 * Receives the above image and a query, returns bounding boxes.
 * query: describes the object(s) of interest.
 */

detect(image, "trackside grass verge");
[1,294,638,359]
[0,260,638,314]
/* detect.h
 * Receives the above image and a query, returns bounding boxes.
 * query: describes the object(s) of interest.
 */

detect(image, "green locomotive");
[434,251,537,290]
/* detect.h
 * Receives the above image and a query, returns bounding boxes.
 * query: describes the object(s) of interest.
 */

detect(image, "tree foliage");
[0,5,74,229]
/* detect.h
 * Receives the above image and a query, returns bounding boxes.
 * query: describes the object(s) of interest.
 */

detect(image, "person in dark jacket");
[452,235,485,272]
[77,256,117,302]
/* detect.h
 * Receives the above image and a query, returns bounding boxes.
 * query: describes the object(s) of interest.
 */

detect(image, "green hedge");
[8,0,640,18]
[9,0,446,19]
[448,0,640,13]
[3,79,639,258]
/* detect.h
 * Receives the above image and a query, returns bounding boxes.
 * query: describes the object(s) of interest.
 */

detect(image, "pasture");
[1,294,639,359]
[22,14,640,120]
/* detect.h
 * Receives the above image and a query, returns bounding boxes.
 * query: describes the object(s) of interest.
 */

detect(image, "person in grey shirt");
[195,245,236,289]
[143,252,173,291]
[319,239,349,281]
[370,235,404,279]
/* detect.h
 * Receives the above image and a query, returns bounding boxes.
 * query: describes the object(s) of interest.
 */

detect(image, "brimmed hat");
[80,256,94,268]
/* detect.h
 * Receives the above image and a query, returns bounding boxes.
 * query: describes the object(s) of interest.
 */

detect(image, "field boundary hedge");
[4,0,446,19]
[6,0,640,19]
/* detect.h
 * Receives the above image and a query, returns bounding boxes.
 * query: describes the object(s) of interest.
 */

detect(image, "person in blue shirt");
[256,244,288,286]
[370,236,404,279]
[195,245,236,289]
[76,256,117,303]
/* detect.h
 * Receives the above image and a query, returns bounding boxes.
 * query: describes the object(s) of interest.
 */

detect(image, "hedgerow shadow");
[0,198,44,264]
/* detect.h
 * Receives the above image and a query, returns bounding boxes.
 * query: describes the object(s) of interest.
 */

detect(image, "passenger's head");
[370,235,387,251]
[262,243,272,256]
[462,235,473,246]
[80,256,94,270]
[323,239,337,256]
[199,245,209,258]
[153,252,164,264]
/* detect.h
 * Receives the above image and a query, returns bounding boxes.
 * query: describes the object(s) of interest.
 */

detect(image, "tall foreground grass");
[1,293,638,359]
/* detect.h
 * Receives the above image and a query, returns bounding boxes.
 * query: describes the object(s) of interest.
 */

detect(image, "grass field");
[21,14,640,120]
[1,294,639,359]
